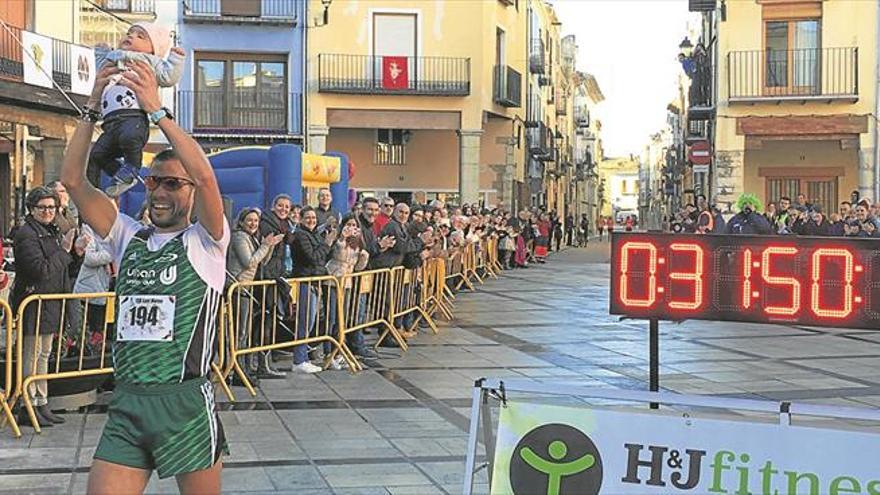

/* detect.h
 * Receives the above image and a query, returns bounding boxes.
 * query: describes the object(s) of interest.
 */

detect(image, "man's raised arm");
[120,61,225,240]
[60,65,120,239]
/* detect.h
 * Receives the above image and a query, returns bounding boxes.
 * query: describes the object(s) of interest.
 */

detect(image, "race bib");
[117,295,175,342]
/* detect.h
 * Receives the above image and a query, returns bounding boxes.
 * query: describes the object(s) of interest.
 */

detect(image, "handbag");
[501,237,515,251]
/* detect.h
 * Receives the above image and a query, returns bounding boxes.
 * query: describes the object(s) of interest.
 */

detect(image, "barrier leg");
[436,299,454,321]
[20,379,41,434]
[443,283,457,302]
[211,363,235,403]
[0,393,20,438]
[413,308,438,335]
[374,320,409,352]
[231,355,258,398]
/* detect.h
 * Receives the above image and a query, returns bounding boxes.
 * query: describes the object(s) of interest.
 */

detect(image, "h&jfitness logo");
[510,423,603,495]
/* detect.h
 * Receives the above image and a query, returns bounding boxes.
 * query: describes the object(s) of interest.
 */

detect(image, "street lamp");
[319,0,333,26]
[678,37,694,58]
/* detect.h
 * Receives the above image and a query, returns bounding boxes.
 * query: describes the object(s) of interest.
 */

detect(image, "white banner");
[70,44,96,96]
[21,31,53,89]
[492,400,880,495]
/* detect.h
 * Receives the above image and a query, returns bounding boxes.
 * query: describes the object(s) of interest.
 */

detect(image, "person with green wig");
[724,193,773,235]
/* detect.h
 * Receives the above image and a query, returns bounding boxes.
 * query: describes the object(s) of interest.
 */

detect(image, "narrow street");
[3,243,879,494]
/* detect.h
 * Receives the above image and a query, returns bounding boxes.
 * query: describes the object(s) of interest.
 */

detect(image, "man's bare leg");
[87,460,151,495]
[176,460,222,495]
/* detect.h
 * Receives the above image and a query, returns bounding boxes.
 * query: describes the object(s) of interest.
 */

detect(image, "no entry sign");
[688,140,711,165]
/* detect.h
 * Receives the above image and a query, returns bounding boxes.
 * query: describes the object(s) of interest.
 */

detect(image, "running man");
[61,61,229,494]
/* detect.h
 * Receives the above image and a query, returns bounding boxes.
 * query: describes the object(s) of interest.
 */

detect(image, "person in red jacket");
[373,197,394,236]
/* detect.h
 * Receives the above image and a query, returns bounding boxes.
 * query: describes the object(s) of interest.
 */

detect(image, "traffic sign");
[688,140,711,165]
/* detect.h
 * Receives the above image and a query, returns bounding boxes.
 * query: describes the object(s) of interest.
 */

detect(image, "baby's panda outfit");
[87,23,183,188]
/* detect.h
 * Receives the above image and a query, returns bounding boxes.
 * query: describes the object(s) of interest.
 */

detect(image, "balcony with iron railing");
[493,65,521,108]
[0,24,86,97]
[574,105,589,127]
[177,90,302,136]
[728,47,858,103]
[184,0,298,23]
[318,54,470,96]
[528,121,553,161]
[80,0,156,47]
[98,0,155,13]
[556,95,568,115]
[529,38,545,74]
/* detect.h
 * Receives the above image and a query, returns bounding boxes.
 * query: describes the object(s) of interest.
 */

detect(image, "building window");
[375,129,407,165]
[766,177,837,215]
[764,19,820,93]
[194,53,287,130]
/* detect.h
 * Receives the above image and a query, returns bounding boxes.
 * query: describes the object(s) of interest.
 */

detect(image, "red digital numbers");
[668,243,704,310]
[760,246,801,316]
[614,237,863,324]
[619,242,657,308]
[811,248,854,319]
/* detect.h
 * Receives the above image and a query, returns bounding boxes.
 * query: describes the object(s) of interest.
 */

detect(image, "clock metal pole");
[649,317,659,409]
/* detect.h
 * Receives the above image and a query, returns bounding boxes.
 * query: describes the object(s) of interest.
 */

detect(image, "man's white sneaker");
[294,362,322,374]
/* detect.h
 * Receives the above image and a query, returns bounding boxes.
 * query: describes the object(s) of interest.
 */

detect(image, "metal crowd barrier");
[421,257,453,322]
[0,235,508,435]
[338,268,405,353]
[388,266,438,338]
[0,298,19,438]
[225,275,360,396]
[12,292,115,433]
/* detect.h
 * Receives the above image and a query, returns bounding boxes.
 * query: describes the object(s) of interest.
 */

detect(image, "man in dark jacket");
[793,206,831,236]
[358,198,395,268]
[373,204,432,269]
[724,194,773,235]
[315,188,341,229]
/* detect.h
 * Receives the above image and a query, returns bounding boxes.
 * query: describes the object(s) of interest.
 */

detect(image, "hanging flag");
[70,45,96,96]
[21,31,53,89]
[382,56,408,90]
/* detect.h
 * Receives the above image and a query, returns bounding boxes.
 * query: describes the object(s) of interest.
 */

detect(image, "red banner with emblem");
[382,56,409,90]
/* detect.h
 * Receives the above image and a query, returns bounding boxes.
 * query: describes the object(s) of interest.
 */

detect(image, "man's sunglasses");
[144,176,195,191]
[382,204,394,208]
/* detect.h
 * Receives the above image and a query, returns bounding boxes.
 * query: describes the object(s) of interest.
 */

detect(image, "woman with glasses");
[10,187,86,427]
[227,207,283,383]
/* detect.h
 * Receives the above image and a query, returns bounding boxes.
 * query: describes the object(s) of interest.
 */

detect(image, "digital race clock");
[609,233,880,329]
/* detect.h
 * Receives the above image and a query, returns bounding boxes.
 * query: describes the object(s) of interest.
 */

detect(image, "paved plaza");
[3,243,880,494]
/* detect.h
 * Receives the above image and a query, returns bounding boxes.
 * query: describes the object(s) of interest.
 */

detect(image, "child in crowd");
[88,22,185,196]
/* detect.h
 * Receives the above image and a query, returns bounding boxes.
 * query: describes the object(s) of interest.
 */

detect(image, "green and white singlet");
[113,227,222,384]
[93,214,230,478]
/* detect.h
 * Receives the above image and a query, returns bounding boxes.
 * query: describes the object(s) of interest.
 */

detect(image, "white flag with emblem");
[70,44,96,96]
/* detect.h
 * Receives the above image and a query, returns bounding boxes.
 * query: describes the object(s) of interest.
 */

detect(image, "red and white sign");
[688,140,711,165]
[382,56,409,90]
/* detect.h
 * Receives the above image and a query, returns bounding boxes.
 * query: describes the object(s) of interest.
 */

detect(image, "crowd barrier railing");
[0,234,509,435]
[421,257,453,322]
[0,298,19,438]
[225,275,361,396]
[337,268,406,353]
[481,237,500,279]
[388,266,438,338]
[12,292,115,433]
[213,303,234,402]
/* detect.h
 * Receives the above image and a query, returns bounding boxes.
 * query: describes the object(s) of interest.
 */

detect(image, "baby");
[88,22,185,196]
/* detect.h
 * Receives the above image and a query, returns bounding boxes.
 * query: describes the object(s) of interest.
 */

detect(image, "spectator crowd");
[1,180,588,424]
[665,191,880,238]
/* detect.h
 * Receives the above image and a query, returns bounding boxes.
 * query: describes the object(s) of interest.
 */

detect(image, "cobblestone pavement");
[3,241,880,494]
